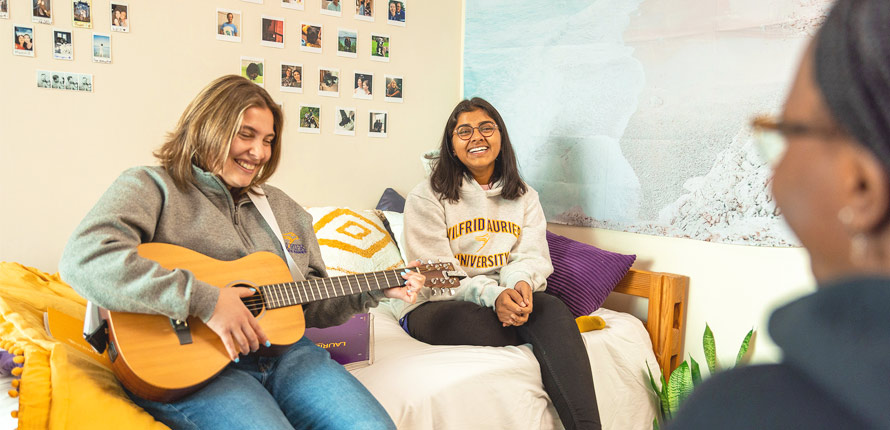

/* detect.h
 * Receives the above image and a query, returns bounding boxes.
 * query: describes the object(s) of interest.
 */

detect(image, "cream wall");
[1,0,814,365]
[0,0,463,272]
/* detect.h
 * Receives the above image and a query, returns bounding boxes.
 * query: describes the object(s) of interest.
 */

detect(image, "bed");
[0,207,688,429]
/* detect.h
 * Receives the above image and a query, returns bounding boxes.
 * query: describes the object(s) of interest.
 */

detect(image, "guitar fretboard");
[258,269,406,309]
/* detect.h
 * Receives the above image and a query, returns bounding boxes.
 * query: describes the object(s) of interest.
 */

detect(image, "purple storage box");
[304,313,374,370]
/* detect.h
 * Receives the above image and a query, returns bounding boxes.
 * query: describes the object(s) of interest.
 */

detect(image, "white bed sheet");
[354,305,659,430]
[0,374,16,430]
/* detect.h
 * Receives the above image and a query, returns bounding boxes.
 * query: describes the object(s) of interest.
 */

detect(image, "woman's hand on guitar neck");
[206,287,270,362]
[382,260,426,304]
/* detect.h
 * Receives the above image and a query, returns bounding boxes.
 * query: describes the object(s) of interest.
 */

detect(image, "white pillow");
[307,207,405,276]
[381,210,408,263]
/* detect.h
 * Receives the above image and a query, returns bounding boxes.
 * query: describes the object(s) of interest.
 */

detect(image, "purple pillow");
[545,231,636,317]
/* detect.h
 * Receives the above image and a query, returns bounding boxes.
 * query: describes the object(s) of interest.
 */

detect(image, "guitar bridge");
[170,318,193,345]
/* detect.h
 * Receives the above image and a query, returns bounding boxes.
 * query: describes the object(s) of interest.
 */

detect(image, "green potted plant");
[648,324,754,429]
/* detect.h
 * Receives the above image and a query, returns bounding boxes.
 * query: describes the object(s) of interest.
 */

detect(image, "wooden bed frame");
[611,267,689,379]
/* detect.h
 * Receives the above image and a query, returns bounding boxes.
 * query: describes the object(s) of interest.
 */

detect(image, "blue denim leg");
[126,359,294,430]
[265,337,396,430]
[126,337,393,430]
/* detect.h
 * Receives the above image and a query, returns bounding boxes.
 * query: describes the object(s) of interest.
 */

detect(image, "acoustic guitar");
[100,242,461,402]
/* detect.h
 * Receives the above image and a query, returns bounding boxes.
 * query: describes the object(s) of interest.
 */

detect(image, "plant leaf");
[735,328,754,366]
[653,417,660,430]
[689,354,702,387]
[703,323,717,374]
[660,368,671,420]
[667,362,693,417]
[646,364,668,423]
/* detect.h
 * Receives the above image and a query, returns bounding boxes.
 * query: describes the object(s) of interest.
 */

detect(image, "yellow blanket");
[0,262,167,429]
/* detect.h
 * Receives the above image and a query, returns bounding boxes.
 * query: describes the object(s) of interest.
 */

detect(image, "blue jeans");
[126,337,395,430]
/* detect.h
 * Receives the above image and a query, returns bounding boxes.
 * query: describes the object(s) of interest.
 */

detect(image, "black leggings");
[406,292,602,430]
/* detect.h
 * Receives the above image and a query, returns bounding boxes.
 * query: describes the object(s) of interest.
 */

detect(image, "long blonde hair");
[154,75,284,190]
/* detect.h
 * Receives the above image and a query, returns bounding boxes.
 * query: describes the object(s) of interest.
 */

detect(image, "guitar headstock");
[413,261,463,296]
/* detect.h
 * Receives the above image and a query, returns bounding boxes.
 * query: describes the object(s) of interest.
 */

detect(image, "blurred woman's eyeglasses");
[454,122,498,140]
[751,115,844,167]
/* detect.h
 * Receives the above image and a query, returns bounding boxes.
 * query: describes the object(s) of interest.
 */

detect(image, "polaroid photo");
[354,0,373,22]
[300,23,322,53]
[92,33,110,63]
[281,0,303,10]
[48,71,64,89]
[261,15,284,48]
[37,70,52,88]
[241,56,265,86]
[111,3,128,32]
[337,28,357,58]
[217,9,241,42]
[0,0,8,19]
[384,75,403,103]
[368,110,387,138]
[320,0,342,17]
[334,107,356,136]
[32,0,52,24]
[53,29,72,60]
[299,104,321,134]
[370,33,390,62]
[280,62,303,93]
[73,0,91,29]
[78,72,92,92]
[352,71,373,100]
[386,0,405,27]
[13,25,35,57]
[318,67,340,97]
[63,72,80,91]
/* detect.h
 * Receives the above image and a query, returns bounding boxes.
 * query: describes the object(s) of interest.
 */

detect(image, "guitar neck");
[260,269,405,309]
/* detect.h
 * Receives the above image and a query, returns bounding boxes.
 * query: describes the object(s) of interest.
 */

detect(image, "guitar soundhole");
[234,284,264,317]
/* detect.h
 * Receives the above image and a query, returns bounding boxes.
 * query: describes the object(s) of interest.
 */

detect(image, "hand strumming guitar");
[206,287,270,362]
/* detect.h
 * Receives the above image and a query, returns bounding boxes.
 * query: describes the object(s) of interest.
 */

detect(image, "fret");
[293,281,305,304]
[283,282,294,306]
[299,280,312,304]
[320,278,331,299]
[345,275,356,293]
[336,276,346,297]
[388,270,402,288]
[274,284,284,307]
[372,271,381,290]
[362,273,370,292]
[305,279,318,302]
[313,278,326,299]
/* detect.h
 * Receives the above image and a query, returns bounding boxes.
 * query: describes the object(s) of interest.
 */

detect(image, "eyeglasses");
[453,122,498,140]
[750,115,844,167]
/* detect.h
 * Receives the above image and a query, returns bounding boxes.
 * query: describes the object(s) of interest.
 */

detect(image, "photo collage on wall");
[219,0,407,138]
[11,0,134,92]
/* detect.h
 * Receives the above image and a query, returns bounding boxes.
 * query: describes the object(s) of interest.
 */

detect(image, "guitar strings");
[237,268,421,313]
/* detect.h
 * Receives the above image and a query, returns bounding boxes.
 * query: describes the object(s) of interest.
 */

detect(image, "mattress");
[355,305,659,430]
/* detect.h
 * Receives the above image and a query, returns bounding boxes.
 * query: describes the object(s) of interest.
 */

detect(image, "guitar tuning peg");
[431,278,438,285]
[448,288,455,296]
[431,288,437,296]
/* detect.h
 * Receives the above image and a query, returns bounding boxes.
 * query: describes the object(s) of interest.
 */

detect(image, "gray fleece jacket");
[59,165,382,327]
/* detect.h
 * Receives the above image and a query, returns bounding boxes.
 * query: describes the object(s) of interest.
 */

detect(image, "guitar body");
[104,243,305,402]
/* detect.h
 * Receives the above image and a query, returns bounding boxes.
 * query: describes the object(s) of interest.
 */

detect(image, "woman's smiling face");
[219,106,275,189]
[451,109,501,184]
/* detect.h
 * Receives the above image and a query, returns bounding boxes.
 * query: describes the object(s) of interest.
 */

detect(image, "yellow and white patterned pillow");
[307,207,405,276]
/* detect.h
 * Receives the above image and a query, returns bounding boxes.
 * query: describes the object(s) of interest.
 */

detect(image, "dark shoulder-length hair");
[428,97,527,203]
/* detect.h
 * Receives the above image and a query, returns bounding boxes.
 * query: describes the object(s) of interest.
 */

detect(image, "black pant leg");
[407,300,521,346]
[518,293,602,430]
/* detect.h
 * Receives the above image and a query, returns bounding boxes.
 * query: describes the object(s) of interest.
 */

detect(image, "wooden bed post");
[612,268,689,379]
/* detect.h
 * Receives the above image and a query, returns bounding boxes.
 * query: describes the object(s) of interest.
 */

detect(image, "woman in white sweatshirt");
[396,98,601,430]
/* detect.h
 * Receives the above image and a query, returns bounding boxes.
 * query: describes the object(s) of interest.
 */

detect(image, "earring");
[837,206,854,226]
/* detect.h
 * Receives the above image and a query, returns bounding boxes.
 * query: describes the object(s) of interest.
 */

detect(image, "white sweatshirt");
[391,177,553,319]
